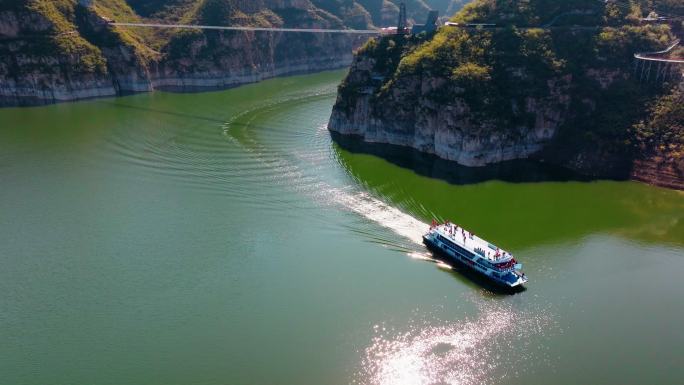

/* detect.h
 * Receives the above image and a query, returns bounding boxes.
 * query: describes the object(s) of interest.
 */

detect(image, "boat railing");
[433,226,514,263]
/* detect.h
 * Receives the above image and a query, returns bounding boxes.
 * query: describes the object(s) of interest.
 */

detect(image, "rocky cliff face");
[0,0,468,107]
[329,54,570,167]
[0,0,364,106]
[0,3,114,105]
[328,0,681,185]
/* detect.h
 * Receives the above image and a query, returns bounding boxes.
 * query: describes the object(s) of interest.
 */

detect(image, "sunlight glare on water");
[356,298,554,385]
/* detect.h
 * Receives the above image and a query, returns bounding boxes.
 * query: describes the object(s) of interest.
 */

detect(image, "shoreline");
[0,60,352,108]
[330,130,684,191]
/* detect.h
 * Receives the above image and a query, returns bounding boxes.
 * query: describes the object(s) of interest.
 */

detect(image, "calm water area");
[1,70,683,385]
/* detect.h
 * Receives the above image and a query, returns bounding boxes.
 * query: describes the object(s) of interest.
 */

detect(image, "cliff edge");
[328,0,683,189]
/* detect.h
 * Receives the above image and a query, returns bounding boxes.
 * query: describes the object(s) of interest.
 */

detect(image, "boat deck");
[431,223,513,263]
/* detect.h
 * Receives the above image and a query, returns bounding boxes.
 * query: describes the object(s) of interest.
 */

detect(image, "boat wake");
[321,188,430,246]
[224,97,432,256]
[103,87,445,266]
[221,84,559,385]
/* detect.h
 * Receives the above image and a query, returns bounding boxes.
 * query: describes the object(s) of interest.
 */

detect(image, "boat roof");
[431,223,513,263]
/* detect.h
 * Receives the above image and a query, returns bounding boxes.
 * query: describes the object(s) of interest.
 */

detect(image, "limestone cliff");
[0,0,364,106]
[329,53,567,167]
[328,0,682,187]
[0,0,472,106]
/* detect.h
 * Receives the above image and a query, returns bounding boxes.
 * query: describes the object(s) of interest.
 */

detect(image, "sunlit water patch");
[355,297,555,385]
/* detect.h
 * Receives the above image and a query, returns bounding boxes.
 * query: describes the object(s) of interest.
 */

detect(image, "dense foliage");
[633,86,684,162]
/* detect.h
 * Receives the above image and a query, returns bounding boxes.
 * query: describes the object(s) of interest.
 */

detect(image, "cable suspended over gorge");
[109,22,382,35]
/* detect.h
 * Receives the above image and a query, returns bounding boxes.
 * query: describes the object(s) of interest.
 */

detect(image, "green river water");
[1,70,683,385]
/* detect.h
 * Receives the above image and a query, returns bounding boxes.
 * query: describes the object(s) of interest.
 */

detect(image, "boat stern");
[502,271,528,287]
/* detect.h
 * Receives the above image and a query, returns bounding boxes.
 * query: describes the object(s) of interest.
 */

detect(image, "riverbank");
[631,158,684,190]
[0,56,354,107]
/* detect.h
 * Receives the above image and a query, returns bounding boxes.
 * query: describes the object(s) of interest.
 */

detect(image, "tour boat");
[423,221,528,288]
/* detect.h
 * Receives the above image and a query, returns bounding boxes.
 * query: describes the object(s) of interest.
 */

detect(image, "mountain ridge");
[0,0,467,106]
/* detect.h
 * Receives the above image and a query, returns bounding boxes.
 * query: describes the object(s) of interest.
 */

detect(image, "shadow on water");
[427,251,527,296]
[331,132,596,185]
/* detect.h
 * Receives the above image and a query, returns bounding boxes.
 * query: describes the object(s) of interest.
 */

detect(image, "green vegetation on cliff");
[634,86,683,163]
[0,0,469,87]
[19,0,107,74]
[338,0,681,177]
[0,0,370,100]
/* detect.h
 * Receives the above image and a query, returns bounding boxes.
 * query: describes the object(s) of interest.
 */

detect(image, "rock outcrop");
[328,0,682,188]
[329,54,569,167]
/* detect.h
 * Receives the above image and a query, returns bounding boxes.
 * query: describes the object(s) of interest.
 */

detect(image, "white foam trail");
[408,251,434,261]
[358,300,554,385]
[328,189,430,246]
[225,103,430,249]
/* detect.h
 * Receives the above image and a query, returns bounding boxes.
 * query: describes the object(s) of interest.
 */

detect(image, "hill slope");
[0,0,473,106]
[0,1,361,105]
[328,0,683,189]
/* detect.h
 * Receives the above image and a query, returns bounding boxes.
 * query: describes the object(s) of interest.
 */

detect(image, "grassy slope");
[89,0,161,60]
[24,0,107,73]
[311,1,374,29]
[9,0,475,70]
[3,0,368,70]
[89,1,362,60]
